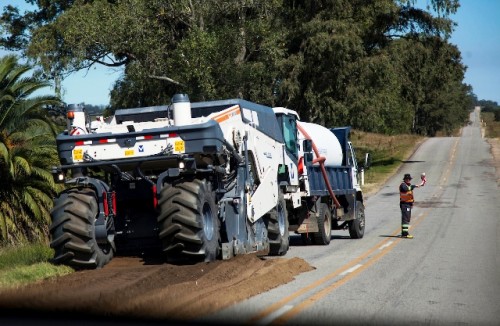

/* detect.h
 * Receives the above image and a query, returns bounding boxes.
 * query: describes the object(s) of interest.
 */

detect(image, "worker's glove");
[420,173,427,186]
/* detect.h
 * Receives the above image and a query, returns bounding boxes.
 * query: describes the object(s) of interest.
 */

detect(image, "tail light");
[102,191,109,216]
[152,185,158,209]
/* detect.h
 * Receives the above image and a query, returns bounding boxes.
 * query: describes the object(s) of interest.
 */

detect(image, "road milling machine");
[50,94,369,268]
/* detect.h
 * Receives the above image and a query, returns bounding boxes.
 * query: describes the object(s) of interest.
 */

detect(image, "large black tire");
[267,192,289,256]
[348,200,365,239]
[158,179,220,262]
[49,188,115,269]
[312,203,332,245]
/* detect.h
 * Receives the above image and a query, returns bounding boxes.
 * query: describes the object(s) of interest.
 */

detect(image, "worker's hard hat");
[403,173,413,180]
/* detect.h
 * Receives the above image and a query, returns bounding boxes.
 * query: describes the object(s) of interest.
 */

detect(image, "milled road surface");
[0,254,312,325]
[0,108,498,325]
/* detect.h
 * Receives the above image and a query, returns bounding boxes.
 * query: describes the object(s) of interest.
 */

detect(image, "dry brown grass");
[351,130,424,196]
[482,112,500,187]
[481,112,500,138]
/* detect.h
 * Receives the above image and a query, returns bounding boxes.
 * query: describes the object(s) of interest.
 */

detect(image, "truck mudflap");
[55,119,225,168]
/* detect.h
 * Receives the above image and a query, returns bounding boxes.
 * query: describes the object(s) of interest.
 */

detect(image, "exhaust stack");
[172,94,192,126]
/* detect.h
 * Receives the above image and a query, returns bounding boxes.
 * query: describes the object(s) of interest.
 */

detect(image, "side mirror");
[303,139,313,153]
[363,153,371,170]
[303,152,313,167]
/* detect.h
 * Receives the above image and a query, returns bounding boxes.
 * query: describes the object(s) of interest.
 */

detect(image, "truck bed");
[305,165,356,196]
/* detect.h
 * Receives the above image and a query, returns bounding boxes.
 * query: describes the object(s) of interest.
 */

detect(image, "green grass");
[0,243,53,269]
[0,243,73,290]
[0,262,73,288]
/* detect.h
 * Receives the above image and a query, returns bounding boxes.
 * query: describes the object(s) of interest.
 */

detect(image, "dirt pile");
[0,254,313,323]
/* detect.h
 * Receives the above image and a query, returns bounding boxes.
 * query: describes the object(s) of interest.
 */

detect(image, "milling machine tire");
[158,179,220,262]
[267,191,289,256]
[348,200,365,239]
[49,188,115,269]
[312,203,332,245]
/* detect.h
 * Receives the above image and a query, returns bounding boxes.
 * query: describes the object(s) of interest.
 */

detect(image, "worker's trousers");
[400,202,412,236]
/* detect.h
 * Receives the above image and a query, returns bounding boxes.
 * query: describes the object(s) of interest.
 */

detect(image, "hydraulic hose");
[297,123,341,208]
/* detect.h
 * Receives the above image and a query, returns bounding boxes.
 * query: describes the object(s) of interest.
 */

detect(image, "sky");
[447,0,500,104]
[1,0,499,106]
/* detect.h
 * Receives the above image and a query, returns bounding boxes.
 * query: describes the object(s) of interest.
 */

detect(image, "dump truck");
[50,94,368,269]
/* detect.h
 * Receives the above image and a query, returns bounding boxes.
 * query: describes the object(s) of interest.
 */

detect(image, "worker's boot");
[401,224,412,238]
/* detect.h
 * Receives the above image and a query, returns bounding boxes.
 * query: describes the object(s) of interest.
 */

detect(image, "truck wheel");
[267,192,289,256]
[348,200,365,239]
[158,179,220,262]
[313,203,332,245]
[49,188,115,269]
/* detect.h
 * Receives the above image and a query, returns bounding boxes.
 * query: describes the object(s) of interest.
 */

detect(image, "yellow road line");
[246,137,458,324]
[247,211,432,325]
[272,239,401,325]
[440,138,459,187]
[269,210,431,325]
[246,230,400,324]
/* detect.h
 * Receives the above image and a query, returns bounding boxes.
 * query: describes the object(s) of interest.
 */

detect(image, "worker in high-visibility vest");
[399,173,426,238]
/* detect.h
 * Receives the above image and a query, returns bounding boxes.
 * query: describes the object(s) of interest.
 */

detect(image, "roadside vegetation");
[481,107,500,138]
[0,55,63,245]
[2,1,471,136]
[0,243,72,290]
[352,131,424,195]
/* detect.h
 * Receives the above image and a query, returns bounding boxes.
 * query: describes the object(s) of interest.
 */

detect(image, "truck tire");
[49,188,115,269]
[158,179,220,262]
[348,200,365,239]
[313,203,332,245]
[267,191,289,256]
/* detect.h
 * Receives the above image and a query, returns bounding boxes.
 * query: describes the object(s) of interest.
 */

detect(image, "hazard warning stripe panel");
[212,105,241,123]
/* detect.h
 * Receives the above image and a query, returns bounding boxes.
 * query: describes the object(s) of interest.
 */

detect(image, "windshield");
[282,115,298,158]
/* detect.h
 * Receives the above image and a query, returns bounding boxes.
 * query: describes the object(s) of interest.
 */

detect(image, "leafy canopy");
[1,0,472,135]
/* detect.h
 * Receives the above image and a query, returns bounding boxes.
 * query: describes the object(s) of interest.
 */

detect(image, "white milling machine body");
[50,94,295,269]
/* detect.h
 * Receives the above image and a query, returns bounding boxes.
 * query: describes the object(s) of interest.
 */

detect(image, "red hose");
[297,124,341,208]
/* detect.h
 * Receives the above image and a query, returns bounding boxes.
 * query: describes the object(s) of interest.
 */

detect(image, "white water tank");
[297,121,343,167]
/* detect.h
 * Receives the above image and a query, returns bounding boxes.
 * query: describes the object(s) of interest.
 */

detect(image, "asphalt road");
[203,109,500,326]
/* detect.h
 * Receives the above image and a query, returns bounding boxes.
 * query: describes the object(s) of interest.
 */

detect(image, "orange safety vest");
[400,183,414,203]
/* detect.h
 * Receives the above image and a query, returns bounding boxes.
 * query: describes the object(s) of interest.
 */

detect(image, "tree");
[386,36,470,135]
[275,0,465,133]
[2,0,287,108]
[0,55,62,244]
[2,0,471,136]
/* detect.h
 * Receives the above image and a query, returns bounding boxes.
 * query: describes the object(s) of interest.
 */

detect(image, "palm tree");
[0,55,62,244]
